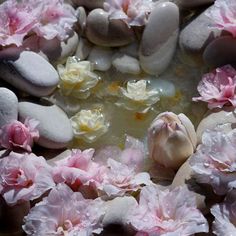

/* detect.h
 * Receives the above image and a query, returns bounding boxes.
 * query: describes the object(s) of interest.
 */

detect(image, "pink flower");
[128,185,209,236]
[193,65,236,109]
[23,184,106,236]
[211,190,236,236]
[104,0,154,26]
[0,152,55,206]
[53,149,106,191]
[0,118,39,152]
[0,0,37,46]
[189,129,236,195]
[206,0,236,37]
[32,0,78,40]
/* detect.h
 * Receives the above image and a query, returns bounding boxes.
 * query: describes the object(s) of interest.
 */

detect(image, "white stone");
[103,196,137,226]
[18,102,73,149]
[75,37,93,61]
[0,51,59,97]
[88,46,113,71]
[119,42,139,58]
[0,88,18,128]
[112,53,141,74]
[139,2,179,75]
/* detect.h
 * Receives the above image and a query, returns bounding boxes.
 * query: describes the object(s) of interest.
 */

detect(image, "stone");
[0,51,59,97]
[72,0,104,9]
[112,54,141,74]
[103,196,137,226]
[119,41,139,58]
[0,88,18,128]
[18,102,73,149]
[139,2,179,75]
[75,37,93,61]
[76,7,87,35]
[175,0,214,8]
[88,46,113,71]
[196,108,236,143]
[86,9,135,47]
[203,36,236,67]
[179,6,221,53]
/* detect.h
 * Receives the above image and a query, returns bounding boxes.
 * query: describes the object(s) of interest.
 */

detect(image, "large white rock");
[18,102,73,149]
[0,88,18,128]
[0,51,59,97]
[139,2,179,75]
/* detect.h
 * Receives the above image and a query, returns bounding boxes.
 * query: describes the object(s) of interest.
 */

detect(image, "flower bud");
[148,112,197,170]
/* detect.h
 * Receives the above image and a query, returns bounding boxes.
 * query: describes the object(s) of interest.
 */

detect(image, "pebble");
[203,36,236,67]
[72,0,104,9]
[112,53,141,74]
[119,42,139,58]
[103,196,137,226]
[179,6,221,53]
[196,108,236,143]
[76,7,87,35]
[75,37,93,61]
[88,46,113,71]
[18,102,73,149]
[139,2,179,75]
[0,88,18,128]
[0,51,59,97]
[86,9,135,47]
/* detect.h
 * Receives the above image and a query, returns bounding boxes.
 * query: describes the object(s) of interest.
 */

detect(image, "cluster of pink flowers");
[189,129,236,195]
[193,65,236,109]
[0,0,77,47]
[0,118,39,152]
[206,0,236,37]
[104,0,154,27]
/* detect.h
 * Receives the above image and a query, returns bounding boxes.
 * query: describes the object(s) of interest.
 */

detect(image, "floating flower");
[211,191,236,236]
[70,109,109,143]
[32,0,78,40]
[148,112,197,170]
[193,65,236,109]
[104,0,154,26]
[57,57,100,99]
[189,129,236,195]
[128,185,209,236]
[0,118,39,152]
[53,149,106,191]
[206,0,236,37]
[116,80,159,112]
[0,0,37,46]
[0,152,55,206]
[23,184,106,236]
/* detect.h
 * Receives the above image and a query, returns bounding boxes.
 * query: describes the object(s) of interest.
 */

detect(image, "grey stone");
[103,196,137,226]
[119,42,139,58]
[18,102,73,149]
[112,53,140,74]
[203,36,236,67]
[139,2,179,75]
[72,0,104,9]
[0,88,18,128]
[179,6,221,53]
[86,9,135,47]
[0,51,59,97]
[89,46,113,71]
[75,37,93,61]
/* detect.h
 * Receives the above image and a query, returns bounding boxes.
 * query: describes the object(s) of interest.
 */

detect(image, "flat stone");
[139,2,179,75]
[103,196,137,226]
[112,53,141,74]
[203,36,236,67]
[0,88,18,128]
[88,46,113,71]
[18,102,73,149]
[196,108,236,143]
[72,0,104,9]
[86,9,135,47]
[175,0,214,8]
[0,51,59,97]
[179,6,221,53]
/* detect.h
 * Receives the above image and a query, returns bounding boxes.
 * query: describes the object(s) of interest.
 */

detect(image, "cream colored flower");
[70,109,109,143]
[116,80,159,112]
[57,57,100,99]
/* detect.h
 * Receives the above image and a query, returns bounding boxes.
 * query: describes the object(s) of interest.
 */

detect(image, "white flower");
[70,109,109,143]
[116,80,159,112]
[57,57,100,99]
